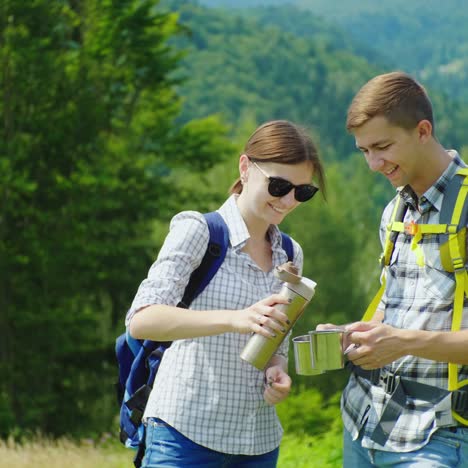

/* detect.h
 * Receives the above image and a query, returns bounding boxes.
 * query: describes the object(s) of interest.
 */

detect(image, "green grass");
[279,432,342,467]
[0,435,133,468]
[0,389,343,467]
[276,388,343,467]
[0,433,342,468]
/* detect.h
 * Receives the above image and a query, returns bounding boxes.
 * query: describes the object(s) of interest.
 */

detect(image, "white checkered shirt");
[342,150,468,452]
[126,195,303,455]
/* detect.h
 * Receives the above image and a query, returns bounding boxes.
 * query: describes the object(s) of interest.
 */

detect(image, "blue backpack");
[115,211,294,467]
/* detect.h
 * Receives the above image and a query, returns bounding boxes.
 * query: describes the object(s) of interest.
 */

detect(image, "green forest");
[2,0,468,465]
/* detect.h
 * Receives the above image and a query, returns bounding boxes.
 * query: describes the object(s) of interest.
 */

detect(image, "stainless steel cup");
[293,328,345,374]
[309,329,345,371]
[240,269,317,370]
[293,335,324,375]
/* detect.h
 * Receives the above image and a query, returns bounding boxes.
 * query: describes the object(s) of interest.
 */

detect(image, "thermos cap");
[287,277,317,301]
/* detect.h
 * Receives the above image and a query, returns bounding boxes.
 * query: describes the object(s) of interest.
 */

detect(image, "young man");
[339,72,468,466]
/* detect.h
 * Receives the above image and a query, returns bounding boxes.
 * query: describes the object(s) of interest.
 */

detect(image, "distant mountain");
[163,1,468,157]
[165,1,382,160]
[296,0,468,101]
[198,0,296,7]
[199,0,468,103]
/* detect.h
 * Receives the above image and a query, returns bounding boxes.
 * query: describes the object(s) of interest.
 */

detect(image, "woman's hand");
[263,365,292,405]
[231,294,291,338]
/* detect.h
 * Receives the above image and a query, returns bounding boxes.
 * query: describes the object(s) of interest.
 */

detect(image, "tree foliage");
[0,0,232,437]
[2,0,468,440]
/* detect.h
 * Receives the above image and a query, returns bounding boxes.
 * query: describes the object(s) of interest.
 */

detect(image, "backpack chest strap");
[389,221,448,267]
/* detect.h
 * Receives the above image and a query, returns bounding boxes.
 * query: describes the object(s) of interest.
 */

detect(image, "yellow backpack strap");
[443,169,468,424]
[362,278,386,322]
[401,222,448,267]
[380,197,404,268]
[362,196,406,322]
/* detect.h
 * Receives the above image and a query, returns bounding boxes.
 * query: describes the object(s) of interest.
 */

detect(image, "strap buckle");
[379,252,386,267]
[448,223,458,234]
[452,388,468,418]
[452,256,466,272]
[404,221,418,236]
[380,370,398,394]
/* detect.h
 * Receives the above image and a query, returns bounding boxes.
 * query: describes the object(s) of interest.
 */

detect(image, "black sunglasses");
[251,161,319,202]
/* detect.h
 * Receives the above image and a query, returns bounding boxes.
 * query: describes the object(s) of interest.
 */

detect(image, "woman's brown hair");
[229,120,326,198]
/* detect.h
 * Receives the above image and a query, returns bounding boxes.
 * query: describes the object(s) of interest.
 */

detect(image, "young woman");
[126,120,326,467]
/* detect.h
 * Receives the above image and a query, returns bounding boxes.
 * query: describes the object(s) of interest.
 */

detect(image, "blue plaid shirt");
[342,150,468,452]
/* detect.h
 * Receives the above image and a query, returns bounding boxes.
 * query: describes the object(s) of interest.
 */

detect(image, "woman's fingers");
[252,306,289,336]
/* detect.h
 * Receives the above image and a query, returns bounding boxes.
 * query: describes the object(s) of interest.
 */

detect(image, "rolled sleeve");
[125,211,209,326]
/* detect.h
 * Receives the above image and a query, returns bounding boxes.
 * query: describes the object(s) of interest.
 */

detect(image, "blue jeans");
[344,426,468,467]
[142,418,280,467]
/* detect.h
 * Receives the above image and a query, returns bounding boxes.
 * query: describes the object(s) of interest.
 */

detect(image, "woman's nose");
[281,189,297,206]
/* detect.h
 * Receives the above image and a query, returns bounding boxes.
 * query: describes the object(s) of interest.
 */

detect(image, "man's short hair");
[346,71,434,134]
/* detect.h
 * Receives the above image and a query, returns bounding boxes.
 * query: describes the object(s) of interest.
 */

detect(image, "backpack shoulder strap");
[381,194,408,267]
[178,211,229,309]
[439,168,468,406]
[437,169,468,273]
[361,194,408,322]
[280,232,294,262]
[440,168,468,227]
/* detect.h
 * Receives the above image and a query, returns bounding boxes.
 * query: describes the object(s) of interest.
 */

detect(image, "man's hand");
[345,321,405,369]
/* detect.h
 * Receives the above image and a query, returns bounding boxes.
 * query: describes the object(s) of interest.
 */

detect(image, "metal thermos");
[240,264,317,370]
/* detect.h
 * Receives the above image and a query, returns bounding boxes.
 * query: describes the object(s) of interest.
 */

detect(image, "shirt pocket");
[386,241,418,301]
[423,241,455,301]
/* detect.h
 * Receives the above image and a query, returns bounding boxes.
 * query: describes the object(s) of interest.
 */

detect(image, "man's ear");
[417,119,433,143]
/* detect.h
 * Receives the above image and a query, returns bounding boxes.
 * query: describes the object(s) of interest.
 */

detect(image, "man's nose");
[366,152,384,172]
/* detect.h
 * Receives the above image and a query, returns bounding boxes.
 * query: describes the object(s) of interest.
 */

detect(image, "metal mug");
[293,328,345,375]
[309,329,345,371]
[293,335,324,375]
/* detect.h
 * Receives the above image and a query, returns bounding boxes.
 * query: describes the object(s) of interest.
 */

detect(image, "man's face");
[353,115,423,191]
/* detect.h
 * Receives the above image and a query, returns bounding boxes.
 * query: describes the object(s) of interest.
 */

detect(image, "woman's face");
[238,155,315,226]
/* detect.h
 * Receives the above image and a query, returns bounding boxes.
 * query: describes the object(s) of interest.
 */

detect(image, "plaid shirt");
[126,195,302,455]
[342,150,468,452]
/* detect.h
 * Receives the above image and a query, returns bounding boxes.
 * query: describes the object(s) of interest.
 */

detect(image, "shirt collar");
[399,149,465,214]
[217,194,284,251]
